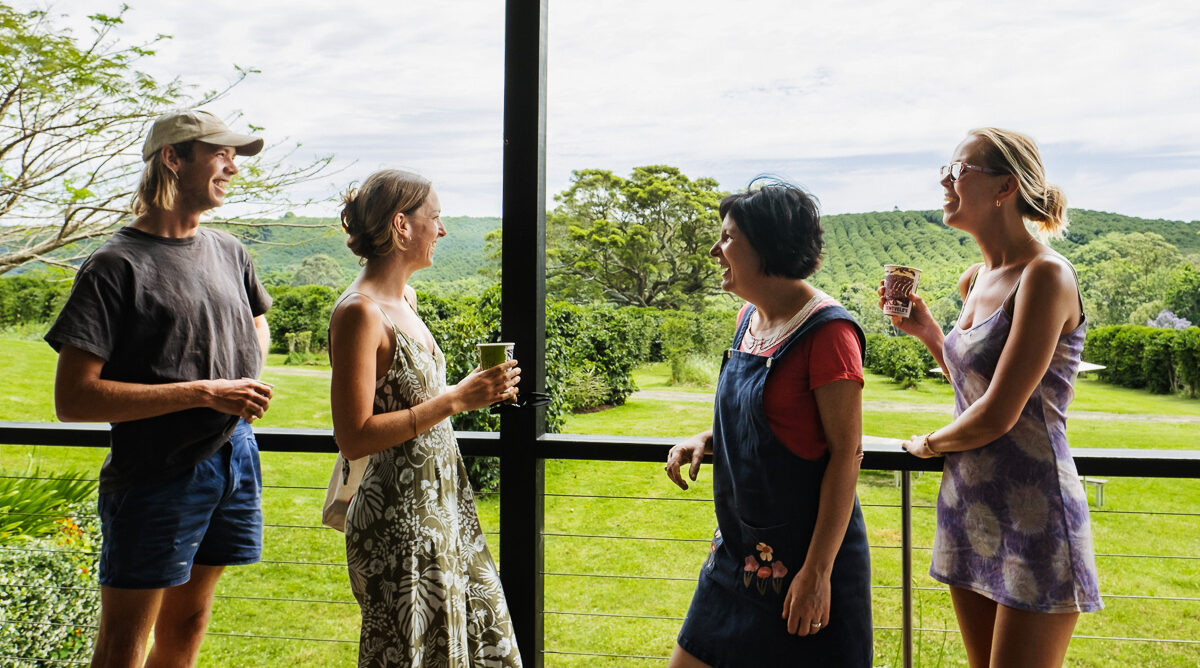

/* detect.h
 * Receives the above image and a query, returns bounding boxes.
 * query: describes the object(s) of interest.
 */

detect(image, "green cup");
[477,342,515,368]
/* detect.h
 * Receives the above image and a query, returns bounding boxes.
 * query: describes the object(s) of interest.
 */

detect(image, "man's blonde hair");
[131,142,194,215]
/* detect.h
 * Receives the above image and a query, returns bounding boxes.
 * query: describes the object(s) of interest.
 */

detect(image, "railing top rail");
[2,422,1197,478]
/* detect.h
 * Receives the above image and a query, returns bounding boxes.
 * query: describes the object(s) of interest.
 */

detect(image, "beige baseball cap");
[142,109,264,161]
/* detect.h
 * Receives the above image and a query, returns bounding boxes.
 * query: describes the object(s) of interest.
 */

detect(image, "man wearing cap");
[45,109,275,667]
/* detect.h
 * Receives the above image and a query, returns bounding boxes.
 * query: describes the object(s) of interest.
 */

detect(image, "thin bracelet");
[922,432,944,456]
[407,407,417,438]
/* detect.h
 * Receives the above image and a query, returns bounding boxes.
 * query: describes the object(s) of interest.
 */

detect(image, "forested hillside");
[229,215,499,287]
[236,208,1198,290]
[6,208,1195,331]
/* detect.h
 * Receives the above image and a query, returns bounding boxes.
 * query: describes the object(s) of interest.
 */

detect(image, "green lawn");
[2,339,1198,666]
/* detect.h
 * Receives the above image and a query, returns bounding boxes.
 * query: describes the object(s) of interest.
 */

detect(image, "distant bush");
[546,301,647,418]
[865,333,934,388]
[1085,325,1200,395]
[265,284,338,353]
[421,289,655,488]
[0,273,72,328]
[559,364,612,412]
[670,354,720,387]
[656,308,736,385]
[1174,328,1200,398]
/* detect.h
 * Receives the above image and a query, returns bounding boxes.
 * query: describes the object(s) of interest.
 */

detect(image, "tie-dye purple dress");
[935,291,1103,613]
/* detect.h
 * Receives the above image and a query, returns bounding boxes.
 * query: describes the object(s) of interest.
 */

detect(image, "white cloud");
[14,0,1200,220]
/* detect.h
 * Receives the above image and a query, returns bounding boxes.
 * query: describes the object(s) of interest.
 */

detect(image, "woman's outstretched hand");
[453,360,520,413]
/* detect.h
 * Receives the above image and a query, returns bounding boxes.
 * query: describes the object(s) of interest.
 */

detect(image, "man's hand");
[202,378,274,422]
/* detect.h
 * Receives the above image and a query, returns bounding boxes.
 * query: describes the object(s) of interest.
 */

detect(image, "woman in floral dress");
[329,169,523,667]
[885,129,1102,667]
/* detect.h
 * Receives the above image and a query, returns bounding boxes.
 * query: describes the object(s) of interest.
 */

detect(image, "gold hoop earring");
[994,200,1002,208]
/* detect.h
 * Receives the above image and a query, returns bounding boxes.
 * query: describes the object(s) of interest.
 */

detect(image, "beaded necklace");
[741,292,828,355]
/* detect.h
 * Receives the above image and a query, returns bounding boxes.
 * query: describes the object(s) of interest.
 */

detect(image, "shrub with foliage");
[264,284,338,354]
[1085,325,1200,395]
[558,364,612,412]
[0,273,72,329]
[0,474,100,663]
[1173,328,1200,398]
[652,306,738,388]
[670,354,721,387]
[546,301,647,421]
[864,333,935,388]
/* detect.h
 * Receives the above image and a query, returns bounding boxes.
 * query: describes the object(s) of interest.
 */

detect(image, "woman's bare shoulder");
[1022,252,1077,290]
[956,262,984,298]
[330,292,382,331]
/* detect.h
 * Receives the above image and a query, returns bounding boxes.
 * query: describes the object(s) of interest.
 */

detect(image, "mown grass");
[2,339,1198,666]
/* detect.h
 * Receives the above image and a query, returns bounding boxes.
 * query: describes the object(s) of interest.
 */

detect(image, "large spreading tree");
[547,165,725,309]
[0,4,332,275]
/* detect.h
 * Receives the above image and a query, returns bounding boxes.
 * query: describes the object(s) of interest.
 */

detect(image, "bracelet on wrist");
[922,432,943,456]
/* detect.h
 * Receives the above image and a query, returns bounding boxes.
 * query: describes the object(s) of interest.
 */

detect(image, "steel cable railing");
[3,427,1200,666]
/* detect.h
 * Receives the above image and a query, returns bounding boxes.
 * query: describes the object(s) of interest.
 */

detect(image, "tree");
[547,165,725,309]
[1069,232,1183,327]
[290,253,347,288]
[1163,261,1200,325]
[0,4,333,275]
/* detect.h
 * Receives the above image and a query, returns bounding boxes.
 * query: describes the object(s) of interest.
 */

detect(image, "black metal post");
[500,0,548,664]
[901,470,913,668]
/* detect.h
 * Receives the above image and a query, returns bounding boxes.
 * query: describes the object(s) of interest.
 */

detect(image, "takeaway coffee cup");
[883,265,922,318]
[477,342,515,368]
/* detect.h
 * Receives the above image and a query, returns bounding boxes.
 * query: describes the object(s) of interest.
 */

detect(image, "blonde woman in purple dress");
[882,128,1102,667]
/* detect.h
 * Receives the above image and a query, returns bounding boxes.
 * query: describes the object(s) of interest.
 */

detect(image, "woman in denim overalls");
[665,180,873,667]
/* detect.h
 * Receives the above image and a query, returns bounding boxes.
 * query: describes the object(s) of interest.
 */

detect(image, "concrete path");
[260,369,1200,424]
[631,390,1200,424]
[263,365,331,377]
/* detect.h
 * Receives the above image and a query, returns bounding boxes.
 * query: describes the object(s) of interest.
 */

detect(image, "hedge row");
[1084,325,1200,396]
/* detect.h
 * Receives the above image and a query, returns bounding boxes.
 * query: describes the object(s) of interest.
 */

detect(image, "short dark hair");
[718,178,823,279]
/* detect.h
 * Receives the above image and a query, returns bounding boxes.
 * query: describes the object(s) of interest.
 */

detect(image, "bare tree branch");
[0,4,336,276]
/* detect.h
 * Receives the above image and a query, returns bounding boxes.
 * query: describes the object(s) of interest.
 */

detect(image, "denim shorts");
[97,420,263,589]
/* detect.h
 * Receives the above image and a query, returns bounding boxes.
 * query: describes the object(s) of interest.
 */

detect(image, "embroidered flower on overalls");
[771,561,788,594]
[742,555,758,587]
[742,543,788,594]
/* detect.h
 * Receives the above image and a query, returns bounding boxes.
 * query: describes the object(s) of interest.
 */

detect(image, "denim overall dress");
[677,304,873,667]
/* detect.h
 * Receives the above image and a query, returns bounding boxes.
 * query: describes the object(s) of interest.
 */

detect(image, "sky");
[21,0,1200,222]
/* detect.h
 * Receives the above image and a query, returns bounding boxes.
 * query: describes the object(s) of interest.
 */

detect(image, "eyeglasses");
[940,162,1006,182]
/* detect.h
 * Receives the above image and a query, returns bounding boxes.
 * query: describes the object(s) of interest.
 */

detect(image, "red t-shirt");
[735,302,863,460]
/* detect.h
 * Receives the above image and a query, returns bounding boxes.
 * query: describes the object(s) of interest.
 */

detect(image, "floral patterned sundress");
[344,298,521,667]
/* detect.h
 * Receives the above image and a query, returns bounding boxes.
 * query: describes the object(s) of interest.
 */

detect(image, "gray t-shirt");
[45,226,272,491]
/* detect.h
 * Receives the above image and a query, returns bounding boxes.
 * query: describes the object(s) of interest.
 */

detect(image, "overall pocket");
[734,517,805,599]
